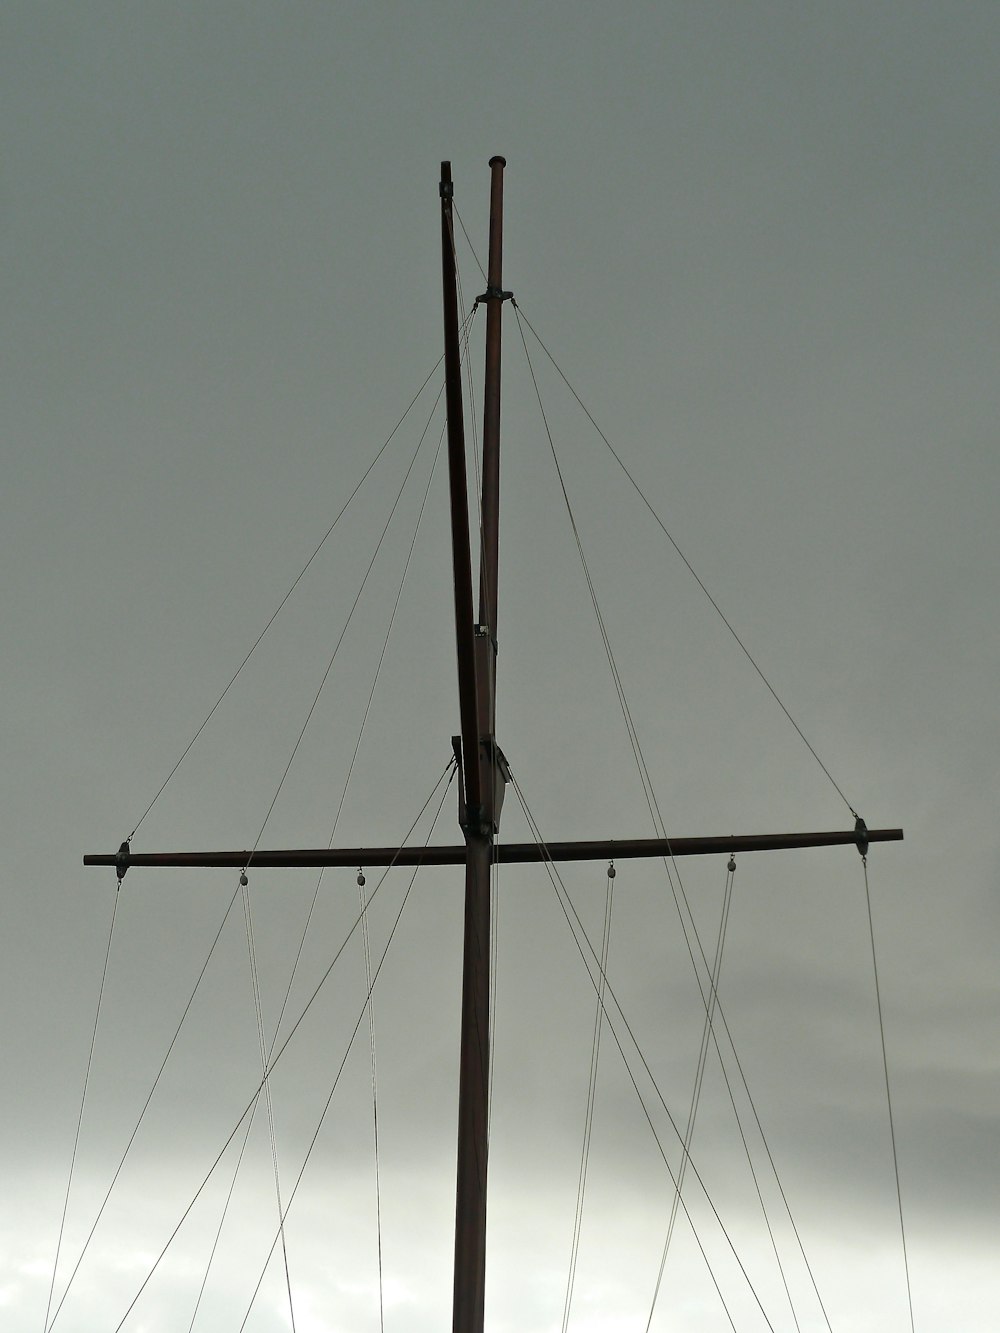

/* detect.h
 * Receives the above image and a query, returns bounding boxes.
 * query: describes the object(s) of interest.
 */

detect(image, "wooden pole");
[479,155,506,646]
[81,162,906,1333]
[84,827,904,874]
[442,158,502,1333]
[440,161,483,824]
[451,829,492,1333]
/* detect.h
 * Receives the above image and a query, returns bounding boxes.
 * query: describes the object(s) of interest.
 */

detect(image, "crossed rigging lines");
[51,332,461,1332]
[61,257,909,1328]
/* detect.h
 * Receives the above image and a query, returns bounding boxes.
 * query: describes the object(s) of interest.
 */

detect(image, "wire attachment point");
[854,816,869,860]
[475,286,513,306]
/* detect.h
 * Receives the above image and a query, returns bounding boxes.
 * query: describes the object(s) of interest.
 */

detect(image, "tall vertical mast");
[84,157,902,1332]
[441,158,508,1333]
[440,161,484,822]
[479,157,506,652]
[477,157,507,747]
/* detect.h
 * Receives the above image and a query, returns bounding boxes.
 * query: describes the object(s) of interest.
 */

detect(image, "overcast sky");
[3,4,998,1331]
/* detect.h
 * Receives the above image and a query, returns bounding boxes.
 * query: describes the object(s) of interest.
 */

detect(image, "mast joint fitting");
[474,622,498,655]
[475,286,513,305]
[453,733,510,835]
[854,816,869,858]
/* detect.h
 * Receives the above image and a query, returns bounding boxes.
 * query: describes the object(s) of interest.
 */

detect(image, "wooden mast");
[440,154,507,1333]
[84,158,902,1330]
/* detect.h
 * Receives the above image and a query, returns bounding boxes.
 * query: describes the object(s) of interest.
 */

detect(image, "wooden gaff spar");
[86,158,903,1333]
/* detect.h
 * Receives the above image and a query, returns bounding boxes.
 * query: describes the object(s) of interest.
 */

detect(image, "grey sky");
[3,3,998,1330]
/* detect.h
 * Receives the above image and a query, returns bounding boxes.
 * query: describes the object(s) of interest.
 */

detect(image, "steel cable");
[359,867,386,1333]
[48,887,242,1331]
[184,355,454,1327]
[509,774,773,1333]
[43,884,122,1333]
[108,758,457,1332]
[513,304,858,820]
[863,855,915,1333]
[235,768,457,1331]
[126,353,447,844]
[513,310,827,1330]
[241,884,297,1331]
[560,863,614,1333]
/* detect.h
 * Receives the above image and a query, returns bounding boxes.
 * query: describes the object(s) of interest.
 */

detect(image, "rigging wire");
[358,868,386,1333]
[512,303,858,820]
[108,758,457,1332]
[513,308,830,1328]
[162,374,440,1323]
[235,768,457,1332]
[512,309,832,1322]
[180,354,455,1327]
[656,858,735,1279]
[508,773,774,1333]
[862,855,916,1333]
[43,884,122,1333]
[244,398,449,1065]
[47,889,243,1331]
[240,372,442,874]
[61,385,451,1315]
[251,393,449,1059]
[640,857,789,1332]
[644,858,806,1333]
[331,416,448,1333]
[560,861,615,1333]
[241,883,298,1332]
[173,314,461,1322]
[185,1056,258,1333]
[125,352,447,844]
[453,205,488,286]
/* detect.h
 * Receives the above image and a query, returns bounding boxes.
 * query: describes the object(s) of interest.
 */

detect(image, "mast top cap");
[489,155,507,168]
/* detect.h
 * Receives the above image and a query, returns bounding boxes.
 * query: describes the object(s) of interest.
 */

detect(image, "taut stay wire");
[43,883,122,1333]
[106,759,457,1331]
[863,854,916,1333]
[234,769,457,1332]
[512,310,836,1327]
[513,303,859,821]
[509,772,778,1333]
[560,860,614,1333]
